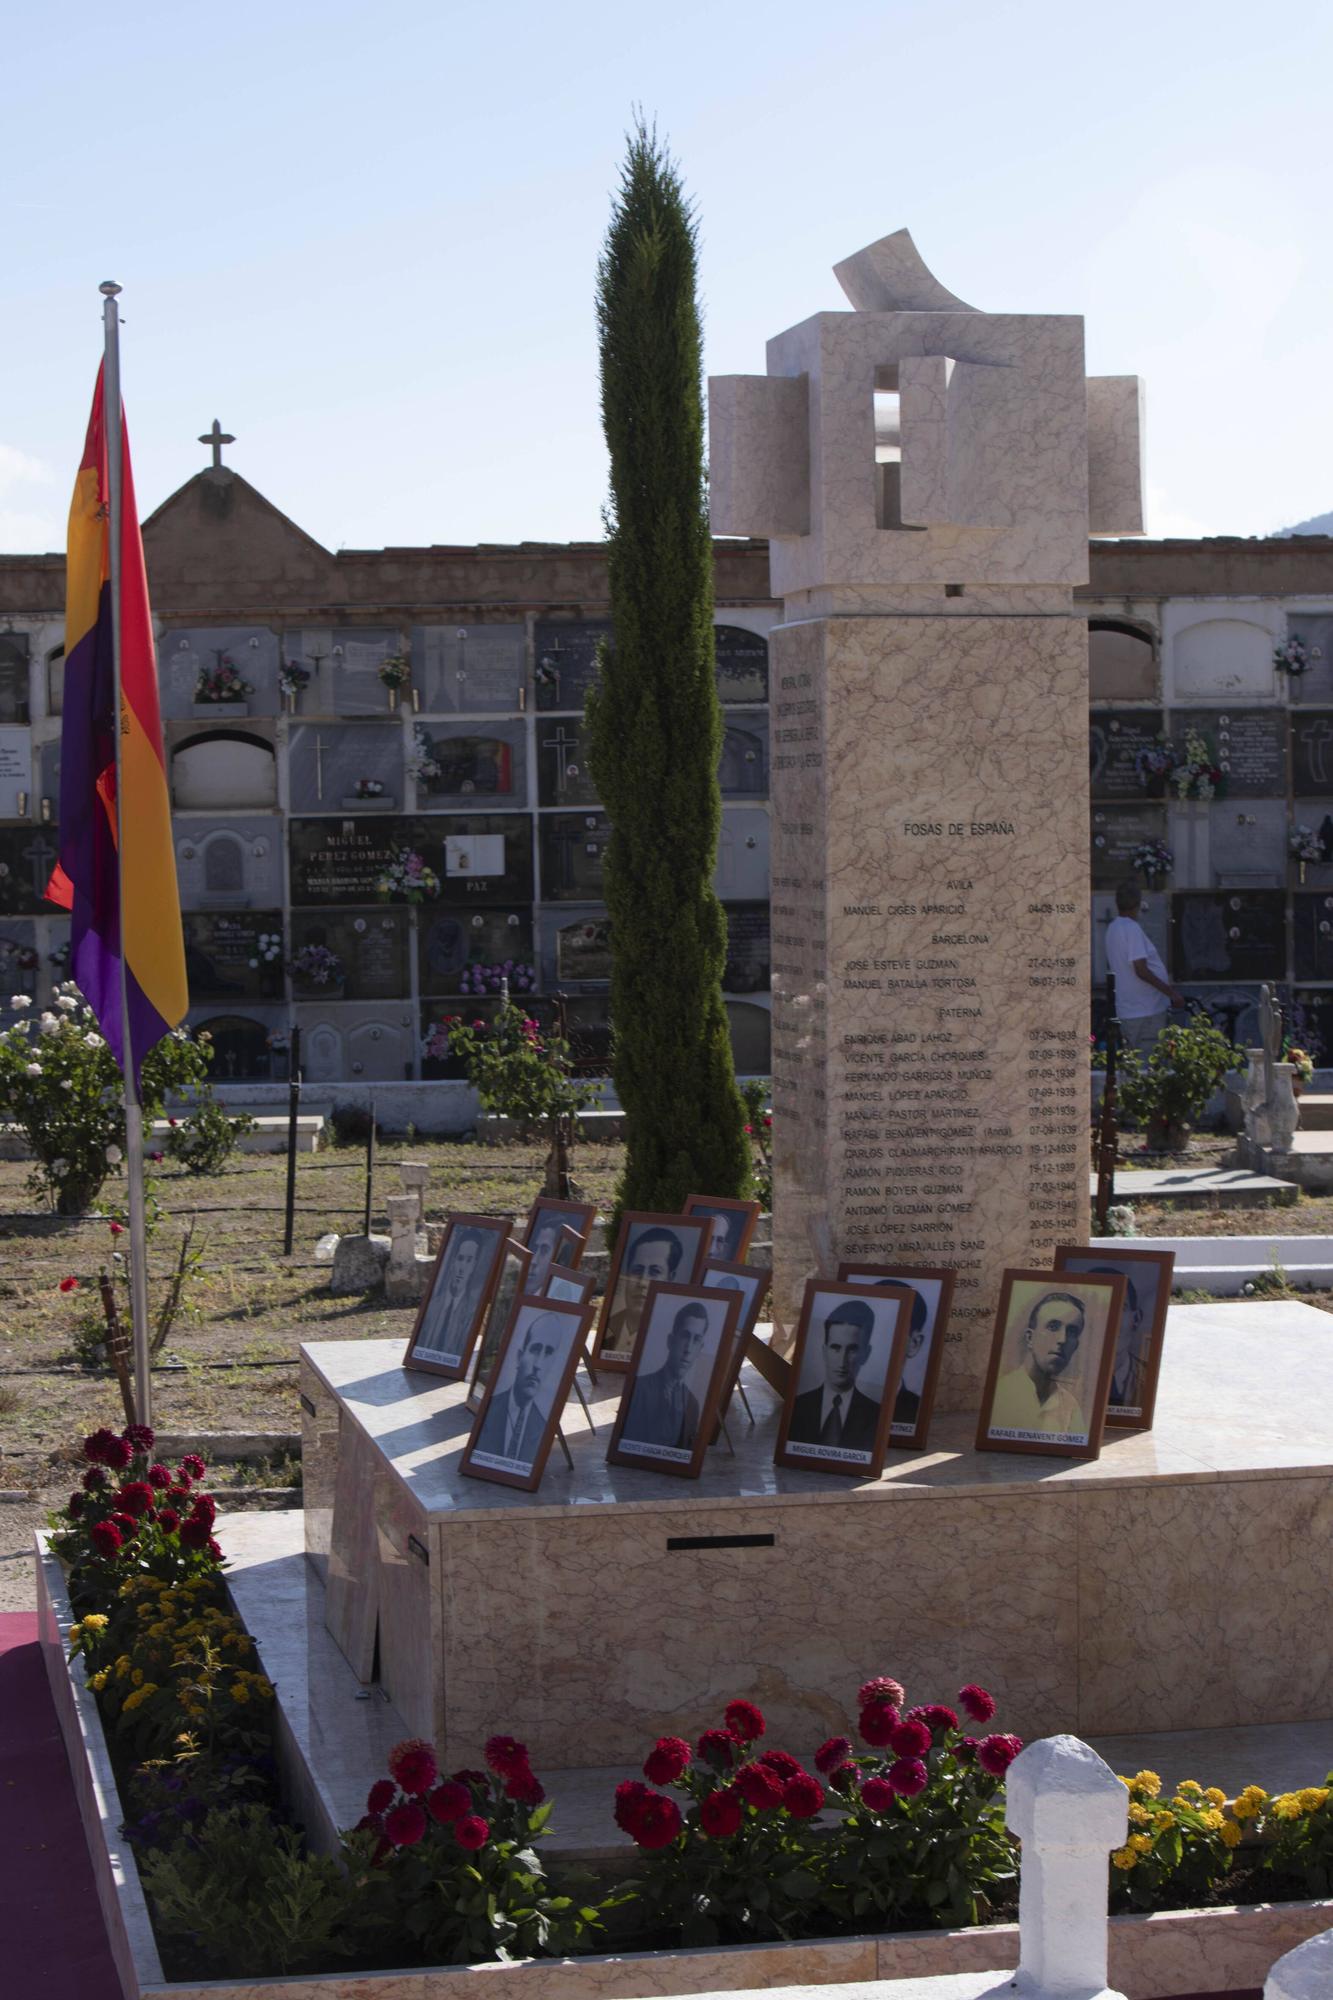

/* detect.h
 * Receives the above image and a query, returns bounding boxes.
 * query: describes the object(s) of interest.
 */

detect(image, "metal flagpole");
[100,279,153,1428]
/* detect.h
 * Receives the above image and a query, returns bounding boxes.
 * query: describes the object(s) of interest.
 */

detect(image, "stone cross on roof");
[198,419,235,474]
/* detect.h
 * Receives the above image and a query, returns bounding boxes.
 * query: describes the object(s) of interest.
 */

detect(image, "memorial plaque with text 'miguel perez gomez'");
[709,226,1145,1406]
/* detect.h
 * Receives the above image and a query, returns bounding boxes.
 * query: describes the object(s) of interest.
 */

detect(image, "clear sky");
[4,0,1330,557]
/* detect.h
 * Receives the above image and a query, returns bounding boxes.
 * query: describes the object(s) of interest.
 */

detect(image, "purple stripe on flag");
[58,581,132,1063]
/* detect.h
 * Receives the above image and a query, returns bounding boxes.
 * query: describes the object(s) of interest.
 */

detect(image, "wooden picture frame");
[836,1261,957,1450]
[591,1211,712,1371]
[404,1211,513,1378]
[544,1263,596,1306]
[700,1258,770,1419]
[682,1194,761,1265]
[522,1195,594,1276]
[467,1238,533,1411]
[1053,1244,1175,1431]
[461,1295,593,1492]
[975,1268,1126,1461]
[606,1281,741,1479]
[774,1279,914,1479]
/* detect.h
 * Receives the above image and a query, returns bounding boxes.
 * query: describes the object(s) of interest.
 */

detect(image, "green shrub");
[443,1000,596,1138]
[1117,1017,1243,1141]
[164,1096,255,1174]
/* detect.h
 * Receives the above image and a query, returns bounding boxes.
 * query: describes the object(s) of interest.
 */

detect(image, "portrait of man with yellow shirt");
[979,1271,1123,1460]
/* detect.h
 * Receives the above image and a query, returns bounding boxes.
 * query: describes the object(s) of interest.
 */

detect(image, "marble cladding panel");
[372,1469,440,1745]
[1088,621,1158,702]
[325,1420,383,1681]
[708,374,811,538]
[1075,1473,1333,1733]
[1105,1901,1333,2000]
[818,615,1090,1409]
[301,1353,340,1582]
[1085,375,1146,537]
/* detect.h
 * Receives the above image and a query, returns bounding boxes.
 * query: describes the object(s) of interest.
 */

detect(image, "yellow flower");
[114,1655,132,1680]
[1273,1794,1303,1821]
[1128,1803,1151,1826]
[230,1682,250,1704]
[121,1682,158,1712]
[1204,1788,1226,1807]
[1176,1779,1202,1798]
[1111,1846,1138,1870]
[1133,1770,1162,1798]
[88,1670,109,1691]
[1220,1819,1243,1848]
[131,1668,144,1687]
[1240,1784,1268,1805]
[1129,1833,1153,1854]
[68,1623,82,1643]
[1152,1810,1174,1832]
[1299,1788,1330,1813]
[252,1676,273,1700]
[1201,1809,1225,1830]
[83,1613,108,1629]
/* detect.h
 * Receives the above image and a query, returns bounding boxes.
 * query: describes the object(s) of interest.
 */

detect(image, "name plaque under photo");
[1088,711,1166,801]
[1172,891,1287,983]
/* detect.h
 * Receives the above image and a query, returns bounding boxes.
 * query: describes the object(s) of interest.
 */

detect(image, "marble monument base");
[303,1301,1333,1771]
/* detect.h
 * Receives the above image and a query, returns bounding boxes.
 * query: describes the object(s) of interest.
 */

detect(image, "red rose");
[505,1767,545,1806]
[66,1491,85,1518]
[367,1778,397,1816]
[734,1762,783,1810]
[455,1814,489,1851]
[699,1787,743,1839]
[59,1276,78,1293]
[644,1736,692,1785]
[859,1701,899,1747]
[958,1684,996,1724]
[124,1422,154,1450]
[388,1739,439,1796]
[116,1481,154,1517]
[860,1775,896,1812]
[815,1735,852,1774]
[427,1780,472,1824]
[697,1727,742,1770]
[109,1221,125,1238]
[858,1675,905,1709]
[147,1464,173,1490]
[724,1699,765,1742]
[90,1521,122,1557]
[179,1516,211,1549]
[888,1718,932,1759]
[483,1734,531,1781]
[977,1733,1023,1777]
[827,1760,860,1795]
[629,1792,682,1850]
[179,1454,207,1481]
[82,1466,109,1491]
[909,1703,958,1737]
[383,1801,427,1847]
[759,1749,804,1783]
[888,1757,929,1798]
[783,1773,825,1819]
[156,1508,180,1534]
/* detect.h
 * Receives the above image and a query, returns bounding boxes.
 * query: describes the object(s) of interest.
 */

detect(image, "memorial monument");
[709,229,1146,1404]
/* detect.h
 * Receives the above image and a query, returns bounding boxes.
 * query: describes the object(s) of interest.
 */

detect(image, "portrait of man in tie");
[786,1298,881,1452]
[608,1283,742,1478]
[621,1301,711,1452]
[406,1214,510,1376]
[472,1311,570,1468]
[777,1282,913,1477]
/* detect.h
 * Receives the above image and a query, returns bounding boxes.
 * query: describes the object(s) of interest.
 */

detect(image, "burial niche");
[172,730,277,810]
[1088,620,1155,702]
[194,1015,270,1080]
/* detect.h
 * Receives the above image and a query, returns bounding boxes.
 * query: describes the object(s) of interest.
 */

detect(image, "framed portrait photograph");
[606,1282,741,1479]
[836,1261,957,1450]
[975,1269,1126,1461]
[774,1280,914,1479]
[700,1258,770,1418]
[592,1211,711,1370]
[682,1194,762,1265]
[544,1262,596,1306]
[1053,1244,1175,1431]
[405,1212,513,1378]
[522,1197,594,1291]
[461,1296,593,1492]
[467,1238,534,1411]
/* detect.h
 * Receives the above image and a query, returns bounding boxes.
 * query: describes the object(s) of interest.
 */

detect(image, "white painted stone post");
[1006,1734,1128,2000]
[1266,1925,1333,1999]
[399,1161,429,1228]
[385,1195,419,1282]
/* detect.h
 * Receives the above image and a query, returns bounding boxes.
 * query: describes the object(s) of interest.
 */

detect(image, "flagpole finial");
[99,280,122,298]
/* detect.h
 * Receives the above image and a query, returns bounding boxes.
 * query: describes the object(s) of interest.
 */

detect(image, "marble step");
[1091,1167,1299,1206]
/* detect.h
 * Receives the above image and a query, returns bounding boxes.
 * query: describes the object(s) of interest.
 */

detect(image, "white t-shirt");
[1105,915,1169,1019]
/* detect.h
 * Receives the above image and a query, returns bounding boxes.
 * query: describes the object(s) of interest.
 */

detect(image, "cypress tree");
[586,123,750,1220]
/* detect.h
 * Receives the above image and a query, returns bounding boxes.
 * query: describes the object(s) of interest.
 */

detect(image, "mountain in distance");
[1273,508,1333,538]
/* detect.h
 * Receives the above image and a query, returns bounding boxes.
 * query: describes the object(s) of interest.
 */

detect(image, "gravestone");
[723,903,771,992]
[1208,800,1286,885]
[430,815,534,905]
[418,907,533,997]
[294,1004,415,1082]
[176,819,281,909]
[1175,986,1263,1047]
[286,629,403,717]
[715,624,770,704]
[1090,805,1168,888]
[533,621,610,712]
[538,812,609,901]
[1284,615,1333,707]
[1091,892,1169,986]
[0,828,60,914]
[1293,895,1333,981]
[1088,622,1156,702]
[1292,986,1333,1059]
[536,717,599,807]
[0,921,39,1009]
[292,814,536,910]
[1088,711,1166,799]
[715,807,770,901]
[413,722,525,806]
[290,909,410,1000]
[1173,891,1286,983]
[412,625,526,714]
[719,716,769,797]
[710,226,1143,1402]
[0,729,33,819]
[726,998,772,1074]
[158,626,281,719]
[1292,712,1333,796]
[542,908,612,988]
[289,724,404,812]
[1167,611,1277,702]
[0,633,30,725]
[1188,709,1287,797]
[172,728,278,810]
[189,1011,284,1081]
[183,912,285,1003]
[289,817,415,904]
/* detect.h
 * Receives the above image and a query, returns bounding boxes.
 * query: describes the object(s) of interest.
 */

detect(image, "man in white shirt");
[1105,881,1182,1054]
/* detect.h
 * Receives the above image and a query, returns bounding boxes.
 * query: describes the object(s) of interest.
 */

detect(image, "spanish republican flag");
[45,365,186,1081]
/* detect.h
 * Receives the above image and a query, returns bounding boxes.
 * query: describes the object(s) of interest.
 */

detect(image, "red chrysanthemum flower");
[858,1701,900,1747]
[455,1814,489,1851]
[206,1537,222,1560]
[697,1727,742,1771]
[179,1453,207,1481]
[629,1791,682,1850]
[783,1773,825,1819]
[505,1767,545,1807]
[179,1516,211,1549]
[699,1787,743,1839]
[734,1761,784,1810]
[59,1276,78,1294]
[66,1491,85,1518]
[759,1749,805,1784]
[83,1428,119,1464]
[888,1717,932,1759]
[858,1675,906,1709]
[367,1778,397,1815]
[147,1464,173,1490]
[427,1780,472,1824]
[614,1780,653,1834]
[104,1436,134,1470]
[483,1734,531,1781]
[860,1775,897,1812]
[124,1423,155,1451]
[383,1801,427,1847]
[89,1521,122,1557]
[109,1511,139,1537]
[450,1769,487,1790]
[977,1733,1023,1777]
[826,1760,859,1795]
[189,1493,217,1527]
[643,1736,692,1785]
[115,1481,155,1517]
[958,1684,996,1724]
[388,1739,439,1796]
[156,1508,180,1534]
[724,1699,765,1742]
[909,1703,958,1737]
[82,1466,109,1491]
[815,1735,853,1774]
[954,1737,979,1765]
[888,1757,929,1798]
